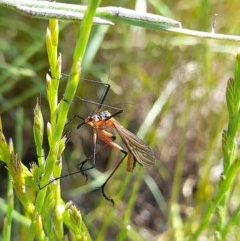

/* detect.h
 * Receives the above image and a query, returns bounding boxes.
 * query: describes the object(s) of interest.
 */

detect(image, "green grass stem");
[192,52,240,240]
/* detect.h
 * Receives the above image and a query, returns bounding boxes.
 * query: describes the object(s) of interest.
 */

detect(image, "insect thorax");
[98,111,111,120]
[88,111,111,122]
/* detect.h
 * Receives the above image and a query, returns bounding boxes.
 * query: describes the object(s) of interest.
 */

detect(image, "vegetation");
[1,0,240,240]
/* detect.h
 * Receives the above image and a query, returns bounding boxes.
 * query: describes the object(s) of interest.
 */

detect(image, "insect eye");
[88,114,94,121]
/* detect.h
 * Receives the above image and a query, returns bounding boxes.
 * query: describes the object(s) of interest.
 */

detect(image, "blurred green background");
[1,0,240,240]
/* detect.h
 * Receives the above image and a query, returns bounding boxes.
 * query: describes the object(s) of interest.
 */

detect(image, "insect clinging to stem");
[76,80,155,205]
[39,79,155,205]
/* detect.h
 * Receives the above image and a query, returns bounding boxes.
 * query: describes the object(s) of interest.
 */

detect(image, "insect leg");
[38,141,116,190]
[76,80,110,111]
[38,166,89,190]
[101,149,128,205]
[74,129,98,181]
[98,82,110,110]
[77,134,116,178]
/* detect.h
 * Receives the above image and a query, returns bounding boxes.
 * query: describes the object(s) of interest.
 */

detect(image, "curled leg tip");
[101,186,115,206]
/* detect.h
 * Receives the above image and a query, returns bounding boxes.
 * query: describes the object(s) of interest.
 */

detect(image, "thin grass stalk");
[192,51,240,240]
[28,1,102,240]
[2,174,13,241]
[116,168,144,240]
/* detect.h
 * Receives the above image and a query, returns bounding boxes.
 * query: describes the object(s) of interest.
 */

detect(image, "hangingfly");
[39,79,155,205]
[81,110,155,172]
[77,81,155,205]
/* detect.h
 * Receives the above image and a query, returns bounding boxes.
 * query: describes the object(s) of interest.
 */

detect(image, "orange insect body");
[83,110,155,172]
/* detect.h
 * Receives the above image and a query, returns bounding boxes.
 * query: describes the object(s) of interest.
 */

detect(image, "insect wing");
[113,120,155,168]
